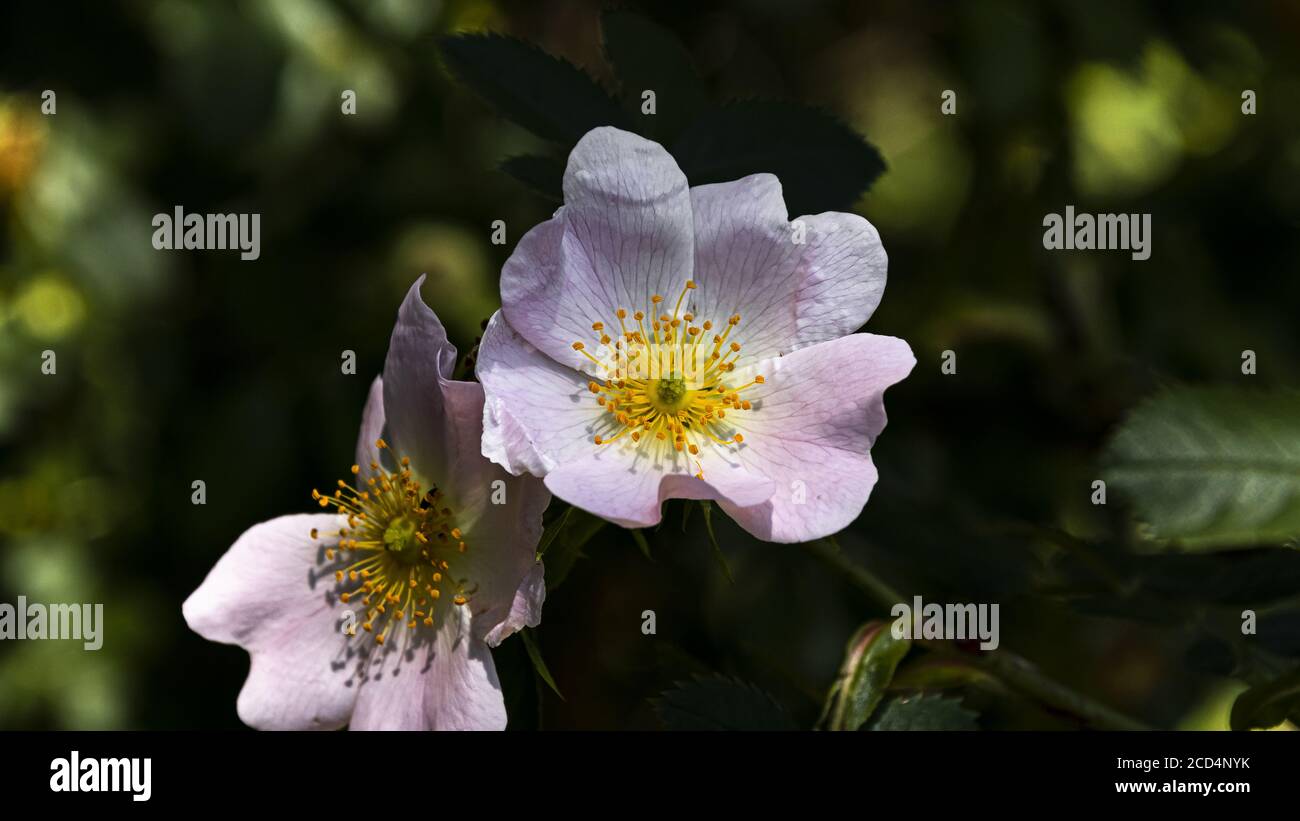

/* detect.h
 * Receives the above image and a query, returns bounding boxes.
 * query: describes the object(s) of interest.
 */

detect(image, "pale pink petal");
[477,310,604,476]
[500,127,695,372]
[415,361,550,644]
[689,175,887,361]
[354,376,388,483]
[457,469,550,646]
[382,275,460,487]
[182,513,359,730]
[484,561,546,648]
[790,212,889,348]
[479,307,779,528]
[543,447,775,529]
[349,605,506,730]
[717,333,914,543]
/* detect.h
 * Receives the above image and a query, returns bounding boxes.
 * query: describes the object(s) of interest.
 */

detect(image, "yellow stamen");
[570,281,761,477]
[309,444,474,649]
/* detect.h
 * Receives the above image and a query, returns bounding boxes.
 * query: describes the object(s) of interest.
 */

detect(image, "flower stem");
[801,537,1153,731]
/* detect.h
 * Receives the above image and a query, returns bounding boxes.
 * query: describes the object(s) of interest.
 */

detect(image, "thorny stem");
[801,537,1153,731]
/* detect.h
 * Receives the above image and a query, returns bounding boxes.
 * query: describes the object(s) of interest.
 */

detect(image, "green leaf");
[1230,668,1300,730]
[630,528,653,561]
[1102,387,1300,549]
[869,694,979,731]
[601,10,707,142]
[499,154,564,201]
[654,675,797,730]
[698,501,733,583]
[536,504,573,559]
[829,622,912,731]
[519,628,564,701]
[543,507,607,592]
[672,100,886,215]
[437,33,629,144]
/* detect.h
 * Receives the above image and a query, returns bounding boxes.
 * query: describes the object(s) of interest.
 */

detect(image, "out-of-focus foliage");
[1103,387,1300,549]
[1,0,1299,731]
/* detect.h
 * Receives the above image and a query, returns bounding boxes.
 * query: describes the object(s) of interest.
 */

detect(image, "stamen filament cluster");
[571,280,763,478]
[310,439,472,646]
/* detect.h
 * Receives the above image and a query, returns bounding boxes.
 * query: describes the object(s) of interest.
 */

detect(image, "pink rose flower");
[184,278,549,729]
[477,127,914,543]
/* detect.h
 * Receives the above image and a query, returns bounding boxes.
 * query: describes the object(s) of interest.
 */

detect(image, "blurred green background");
[1,0,1298,730]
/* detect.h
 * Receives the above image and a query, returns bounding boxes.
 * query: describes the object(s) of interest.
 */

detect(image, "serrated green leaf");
[1230,667,1300,730]
[869,694,979,731]
[602,10,707,141]
[437,33,629,144]
[654,675,797,730]
[1102,387,1300,549]
[698,501,733,583]
[499,154,564,200]
[519,628,564,701]
[672,100,885,215]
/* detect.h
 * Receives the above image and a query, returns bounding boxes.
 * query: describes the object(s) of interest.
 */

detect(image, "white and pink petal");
[382,275,461,489]
[716,333,915,543]
[349,606,507,731]
[477,310,605,477]
[542,447,775,530]
[182,513,358,730]
[689,174,888,362]
[500,127,696,371]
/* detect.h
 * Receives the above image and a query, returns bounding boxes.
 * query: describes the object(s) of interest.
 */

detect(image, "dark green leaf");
[1103,387,1300,549]
[672,100,886,215]
[536,504,573,559]
[519,628,564,701]
[630,528,653,561]
[698,501,733,583]
[437,33,629,144]
[601,10,707,141]
[499,154,564,201]
[544,507,607,592]
[654,675,797,730]
[1230,668,1300,730]
[869,694,979,731]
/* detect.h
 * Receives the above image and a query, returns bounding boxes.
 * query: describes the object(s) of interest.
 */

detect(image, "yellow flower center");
[571,280,764,478]
[310,439,473,647]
